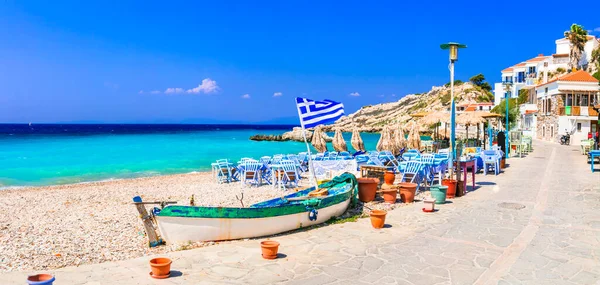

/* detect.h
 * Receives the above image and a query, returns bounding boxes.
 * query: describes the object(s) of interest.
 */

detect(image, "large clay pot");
[500,158,506,169]
[381,189,398,204]
[260,240,280,259]
[398,182,417,203]
[27,274,55,285]
[149,257,172,278]
[370,209,387,229]
[442,179,457,199]
[383,171,395,185]
[357,178,379,202]
[430,185,448,204]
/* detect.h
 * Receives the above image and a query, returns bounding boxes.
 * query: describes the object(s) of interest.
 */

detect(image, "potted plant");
[260,240,280,259]
[423,197,436,212]
[369,209,387,229]
[383,171,395,185]
[149,257,172,279]
[398,182,417,203]
[27,274,55,285]
[429,185,448,204]
[442,179,457,199]
[357,177,379,202]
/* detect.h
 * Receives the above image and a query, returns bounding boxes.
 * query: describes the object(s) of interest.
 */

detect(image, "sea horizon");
[0,123,417,188]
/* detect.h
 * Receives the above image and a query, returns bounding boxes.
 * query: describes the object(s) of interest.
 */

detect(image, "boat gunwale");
[157,183,354,219]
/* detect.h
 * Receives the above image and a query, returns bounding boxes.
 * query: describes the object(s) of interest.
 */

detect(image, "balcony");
[525,78,536,86]
[559,106,599,116]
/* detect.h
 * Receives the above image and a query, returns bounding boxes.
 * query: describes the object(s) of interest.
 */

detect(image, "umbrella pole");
[295,115,319,191]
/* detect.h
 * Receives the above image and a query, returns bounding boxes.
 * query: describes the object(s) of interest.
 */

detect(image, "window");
[545,87,548,94]
[577,123,582,131]
[582,95,588,106]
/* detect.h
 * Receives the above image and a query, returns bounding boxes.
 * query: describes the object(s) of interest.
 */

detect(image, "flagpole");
[296,100,319,190]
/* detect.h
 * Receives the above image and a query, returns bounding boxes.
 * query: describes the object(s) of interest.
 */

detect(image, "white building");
[493,35,599,106]
[492,35,600,145]
[535,70,599,145]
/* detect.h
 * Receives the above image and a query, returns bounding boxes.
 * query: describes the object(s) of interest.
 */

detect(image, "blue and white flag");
[295,97,344,129]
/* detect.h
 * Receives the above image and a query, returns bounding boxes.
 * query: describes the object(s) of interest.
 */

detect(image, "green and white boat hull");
[155,174,356,244]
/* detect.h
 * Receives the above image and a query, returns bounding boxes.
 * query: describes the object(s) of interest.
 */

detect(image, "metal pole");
[449,61,456,176]
[295,100,319,189]
[505,90,509,159]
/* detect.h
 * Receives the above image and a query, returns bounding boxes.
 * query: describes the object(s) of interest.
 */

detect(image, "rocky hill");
[251,81,494,142]
[322,82,493,133]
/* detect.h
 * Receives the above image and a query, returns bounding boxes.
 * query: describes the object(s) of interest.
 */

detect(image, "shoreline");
[0,170,418,273]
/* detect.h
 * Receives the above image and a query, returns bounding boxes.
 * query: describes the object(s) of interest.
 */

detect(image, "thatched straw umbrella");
[311,126,328,153]
[394,124,407,151]
[332,129,348,152]
[376,125,396,153]
[420,111,450,141]
[407,122,422,150]
[350,128,365,152]
[456,112,486,143]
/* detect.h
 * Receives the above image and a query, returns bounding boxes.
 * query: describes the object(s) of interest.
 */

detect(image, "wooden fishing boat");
[154,174,357,244]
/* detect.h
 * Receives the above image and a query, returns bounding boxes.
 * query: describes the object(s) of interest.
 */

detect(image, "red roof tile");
[525,54,549,62]
[559,70,599,83]
[553,53,568,58]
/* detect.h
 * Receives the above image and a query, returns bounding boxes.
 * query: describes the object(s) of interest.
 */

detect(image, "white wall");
[556,40,570,54]
[558,118,591,145]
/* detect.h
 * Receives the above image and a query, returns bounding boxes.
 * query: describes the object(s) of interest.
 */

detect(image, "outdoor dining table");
[589,150,600,173]
[457,158,476,194]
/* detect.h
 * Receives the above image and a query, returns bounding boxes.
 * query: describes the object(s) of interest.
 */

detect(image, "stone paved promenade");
[3,140,599,284]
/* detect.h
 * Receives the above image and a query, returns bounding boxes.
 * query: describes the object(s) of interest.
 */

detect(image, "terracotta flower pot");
[381,189,398,204]
[398,182,417,203]
[442,179,457,199]
[500,158,506,169]
[357,177,379,202]
[27,274,55,285]
[383,171,395,185]
[261,240,280,259]
[370,209,387,229]
[149,257,172,278]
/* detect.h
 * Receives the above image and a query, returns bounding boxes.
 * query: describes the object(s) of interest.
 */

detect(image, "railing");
[559,106,598,116]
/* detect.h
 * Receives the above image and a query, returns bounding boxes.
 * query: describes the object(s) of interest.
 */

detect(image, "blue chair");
[277,160,299,189]
[419,154,435,184]
[216,160,234,184]
[482,150,500,175]
[400,161,423,192]
[241,161,262,187]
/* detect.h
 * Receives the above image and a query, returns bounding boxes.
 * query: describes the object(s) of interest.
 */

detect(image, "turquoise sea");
[0,124,408,187]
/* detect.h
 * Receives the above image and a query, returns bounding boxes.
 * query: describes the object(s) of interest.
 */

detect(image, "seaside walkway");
[3,140,599,284]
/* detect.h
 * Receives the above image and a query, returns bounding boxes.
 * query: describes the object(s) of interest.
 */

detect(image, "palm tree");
[591,45,600,73]
[564,24,588,70]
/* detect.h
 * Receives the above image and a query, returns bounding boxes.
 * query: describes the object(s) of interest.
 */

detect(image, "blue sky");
[0,1,598,124]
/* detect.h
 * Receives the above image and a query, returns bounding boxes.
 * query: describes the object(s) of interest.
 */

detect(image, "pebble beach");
[0,171,420,272]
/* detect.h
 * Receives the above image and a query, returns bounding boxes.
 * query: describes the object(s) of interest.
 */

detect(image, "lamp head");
[440,42,467,61]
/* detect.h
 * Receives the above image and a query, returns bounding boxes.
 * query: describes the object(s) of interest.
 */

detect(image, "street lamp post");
[503,82,513,159]
[441,42,467,178]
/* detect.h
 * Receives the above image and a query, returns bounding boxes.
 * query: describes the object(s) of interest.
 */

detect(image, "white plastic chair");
[482,150,499,175]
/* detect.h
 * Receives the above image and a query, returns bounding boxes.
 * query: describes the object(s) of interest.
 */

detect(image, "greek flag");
[295,97,344,128]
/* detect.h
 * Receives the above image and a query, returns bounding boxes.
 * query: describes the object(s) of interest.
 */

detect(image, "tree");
[469,74,485,86]
[444,80,463,87]
[491,98,520,130]
[517,89,529,105]
[591,45,600,73]
[469,73,492,92]
[564,23,588,70]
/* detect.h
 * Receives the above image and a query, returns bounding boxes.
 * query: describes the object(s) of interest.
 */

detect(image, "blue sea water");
[0,124,399,187]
